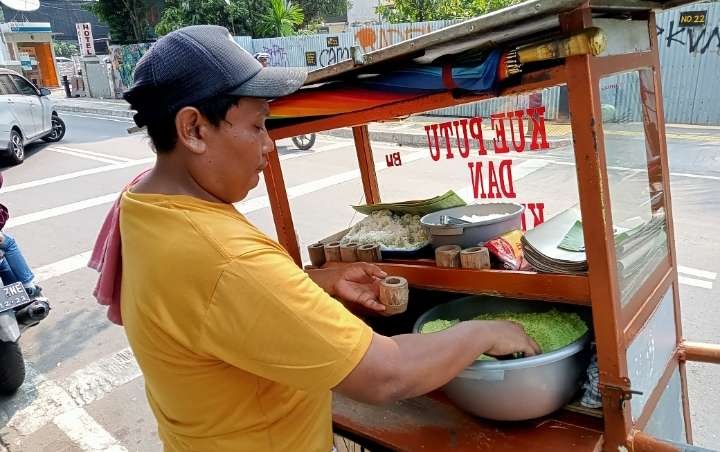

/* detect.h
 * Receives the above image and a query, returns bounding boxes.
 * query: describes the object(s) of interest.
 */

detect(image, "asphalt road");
[0,112,717,451]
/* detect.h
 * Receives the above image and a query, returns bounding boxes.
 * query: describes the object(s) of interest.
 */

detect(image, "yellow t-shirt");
[119,192,372,452]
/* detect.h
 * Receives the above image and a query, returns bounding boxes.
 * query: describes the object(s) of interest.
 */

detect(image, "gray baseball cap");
[124,25,307,127]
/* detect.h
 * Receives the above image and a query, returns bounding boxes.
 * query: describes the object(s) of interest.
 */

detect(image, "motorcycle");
[0,253,50,394]
[291,134,316,151]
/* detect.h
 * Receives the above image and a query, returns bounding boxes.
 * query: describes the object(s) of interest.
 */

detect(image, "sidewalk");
[51,92,720,147]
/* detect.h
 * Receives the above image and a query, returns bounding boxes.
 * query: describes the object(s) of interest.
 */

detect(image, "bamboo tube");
[460,246,491,270]
[379,276,409,316]
[435,245,461,268]
[340,243,359,262]
[308,243,326,267]
[500,28,608,79]
[517,27,607,63]
[357,243,382,262]
[324,242,342,262]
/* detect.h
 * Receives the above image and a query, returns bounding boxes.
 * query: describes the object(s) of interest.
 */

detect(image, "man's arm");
[334,320,540,405]
[306,267,341,296]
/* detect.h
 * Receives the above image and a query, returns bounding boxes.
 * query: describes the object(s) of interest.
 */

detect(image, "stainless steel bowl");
[420,203,524,249]
[413,295,591,421]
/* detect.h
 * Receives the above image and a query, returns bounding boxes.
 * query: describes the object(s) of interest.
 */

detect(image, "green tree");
[53,41,80,58]
[155,0,251,36]
[85,0,156,44]
[154,0,277,37]
[295,0,346,25]
[258,0,304,37]
[377,0,519,23]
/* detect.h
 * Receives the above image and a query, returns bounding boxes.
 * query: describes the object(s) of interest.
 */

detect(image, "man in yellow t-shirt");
[120,25,539,452]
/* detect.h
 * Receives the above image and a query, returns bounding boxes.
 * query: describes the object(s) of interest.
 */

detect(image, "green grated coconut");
[419,309,588,359]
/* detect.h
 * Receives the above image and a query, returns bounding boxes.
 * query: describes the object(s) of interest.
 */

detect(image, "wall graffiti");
[657,20,720,54]
[110,43,151,97]
[319,46,351,67]
[262,44,290,67]
[354,24,433,51]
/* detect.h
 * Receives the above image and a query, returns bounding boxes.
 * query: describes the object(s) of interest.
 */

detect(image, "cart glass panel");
[600,70,670,306]
[375,85,582,236]
[644,366,686,443]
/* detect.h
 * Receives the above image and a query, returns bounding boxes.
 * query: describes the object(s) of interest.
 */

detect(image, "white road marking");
[54,408,128,452]
[510,158,550,179]
[522,156,720,182]
[0,349,140,450]
[5,193,120,229]
[667,172,720,181]
[34,251,93,282]
[23,149,427,281]
[278,140,401,161]
[678,265,717,281]
[46,147,124,164]
[236,149,426,213]
[5,147,423,229]
[0,158,154,194]
[678,275,713,290]
[61,348,141,407]
[279,141,348,160]
[4,370,76,436]
[52,146,133,163]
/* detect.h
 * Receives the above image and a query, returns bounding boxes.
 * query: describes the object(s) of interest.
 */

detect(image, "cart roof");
[303,0,693,86]
[268,0,700,134]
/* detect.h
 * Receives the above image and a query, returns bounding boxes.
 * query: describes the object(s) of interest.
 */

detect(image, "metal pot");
[420,203,524,249]
[413,295,592,421]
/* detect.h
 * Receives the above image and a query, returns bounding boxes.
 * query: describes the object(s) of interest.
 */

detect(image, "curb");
[55,104,135,120]
[321,127,572,149]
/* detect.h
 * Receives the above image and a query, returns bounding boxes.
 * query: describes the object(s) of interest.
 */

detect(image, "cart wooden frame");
[263,1,720,450]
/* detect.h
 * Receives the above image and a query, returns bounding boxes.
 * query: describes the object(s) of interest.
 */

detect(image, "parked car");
[0,69,66,164]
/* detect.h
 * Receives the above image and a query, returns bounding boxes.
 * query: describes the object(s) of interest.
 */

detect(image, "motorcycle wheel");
[0,341,25,394]
[292,134,316,151]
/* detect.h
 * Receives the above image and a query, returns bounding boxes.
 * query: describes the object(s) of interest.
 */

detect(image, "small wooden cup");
[379,276,409,316]
[324,242,342,262]
[357,243,382,262]
[460,246,491,270]
[308,243,326,267]
[340,243,359,262]
[435,245,462,268]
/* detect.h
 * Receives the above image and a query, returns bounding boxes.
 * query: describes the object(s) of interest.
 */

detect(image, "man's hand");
[482,320,541,357]
[333,263,387,313]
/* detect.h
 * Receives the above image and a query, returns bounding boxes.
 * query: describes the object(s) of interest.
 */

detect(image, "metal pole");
[62,75,71,98]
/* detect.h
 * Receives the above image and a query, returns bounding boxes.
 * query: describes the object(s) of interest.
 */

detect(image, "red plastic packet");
[484,230,530,271]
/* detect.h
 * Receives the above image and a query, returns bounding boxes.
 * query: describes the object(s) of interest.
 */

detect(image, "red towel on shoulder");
[88,170,149,325]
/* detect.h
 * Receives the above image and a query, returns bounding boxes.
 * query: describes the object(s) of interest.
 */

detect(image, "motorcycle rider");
[0,174,42,297]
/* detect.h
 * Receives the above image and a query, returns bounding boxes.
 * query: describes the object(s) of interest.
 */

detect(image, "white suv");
[0,69,66,164]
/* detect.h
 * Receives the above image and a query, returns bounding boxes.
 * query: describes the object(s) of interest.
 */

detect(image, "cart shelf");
[311,261,590,305]
[333,392,603,451]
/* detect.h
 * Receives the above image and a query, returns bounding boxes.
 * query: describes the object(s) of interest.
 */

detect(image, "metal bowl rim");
[420,202,525,229]
[463,332,590,372]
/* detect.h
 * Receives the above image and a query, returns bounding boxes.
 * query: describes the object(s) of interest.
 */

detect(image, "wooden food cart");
[263,0,720,450]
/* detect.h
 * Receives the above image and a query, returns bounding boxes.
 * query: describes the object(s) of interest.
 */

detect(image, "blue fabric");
[359,50,501,93]
[0,233,34,285]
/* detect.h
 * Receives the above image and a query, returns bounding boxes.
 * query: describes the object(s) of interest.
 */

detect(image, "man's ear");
[175,107,210,155]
